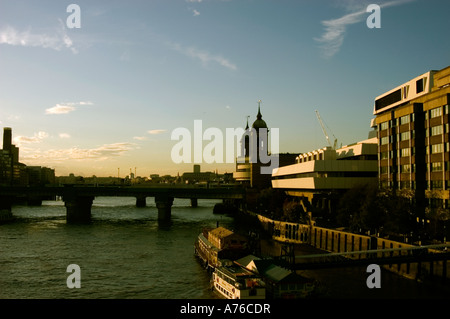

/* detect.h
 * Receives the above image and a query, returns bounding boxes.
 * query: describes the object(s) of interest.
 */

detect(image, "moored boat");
[212,264,266,299]
[194,226,249,272]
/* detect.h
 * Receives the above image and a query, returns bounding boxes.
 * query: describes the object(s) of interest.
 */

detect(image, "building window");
[380,152,388,160]
[400,164,411,173]
[403,86,409,99]
[380,136,389,145]
[431,180,443,190]
[431,144,443,154]
[431,125,443,136]
[430,107,442,118]
[416,78,424,93]
[380,166,388,174]
[400,148,410,157]
[400,181,410,189]
[399,115,410,125]
[380,121,389,130]
[431,162,443,172]
[400,131,410,141]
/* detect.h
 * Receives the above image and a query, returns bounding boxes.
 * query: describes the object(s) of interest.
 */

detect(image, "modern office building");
[373,65,450,212]
[271,136,378,210]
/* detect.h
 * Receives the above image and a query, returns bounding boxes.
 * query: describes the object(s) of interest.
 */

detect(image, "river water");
[1,197,450,300]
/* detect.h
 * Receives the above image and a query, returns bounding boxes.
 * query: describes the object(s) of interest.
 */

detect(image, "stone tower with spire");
[234,100,272,189]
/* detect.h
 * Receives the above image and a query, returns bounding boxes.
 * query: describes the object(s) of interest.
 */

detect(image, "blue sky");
[1,0,449,177]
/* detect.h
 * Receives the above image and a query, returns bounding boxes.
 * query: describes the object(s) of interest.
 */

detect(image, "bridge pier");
[155,196,174,221]
[190,198,198,208]
[0,196,13,222]
[64,195,94,224]
[27,195,43,206]
[136,196,146,208]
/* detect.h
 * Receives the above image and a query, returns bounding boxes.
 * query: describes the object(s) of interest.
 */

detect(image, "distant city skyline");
[1,0,449,177]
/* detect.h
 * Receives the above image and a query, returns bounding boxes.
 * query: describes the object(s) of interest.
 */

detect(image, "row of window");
[380,162,449,174]
[380,143,450,158]
[215,283,234,298]
[379,105,449,130]
[380,124,448,145]
[380,180,449,191]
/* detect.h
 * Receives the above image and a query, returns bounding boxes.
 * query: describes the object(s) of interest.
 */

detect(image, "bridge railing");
[294,243,450,265]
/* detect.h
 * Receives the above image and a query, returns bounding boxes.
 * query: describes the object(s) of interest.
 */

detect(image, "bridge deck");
[0,185,245,199]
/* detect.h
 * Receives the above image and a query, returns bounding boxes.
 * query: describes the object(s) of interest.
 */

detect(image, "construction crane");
[315,110,338,149]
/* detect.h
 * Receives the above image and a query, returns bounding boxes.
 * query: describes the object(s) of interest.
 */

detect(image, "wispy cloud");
[0,20,78,54]
[45,101,93,115]
[166,41,237,71]
[315,0,415,58]
[21,142,136,163]
[78,101,94,106]
[46,104,76,115]
[14,131,49,146]
[59,133,71,139]
[148,129,167,135]
[133,136,147,141]
[192,9,201,16]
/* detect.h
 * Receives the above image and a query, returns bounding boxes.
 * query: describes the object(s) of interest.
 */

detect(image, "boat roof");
[234,255,313,284]
[216,265,258,279]
[255,261,313,284]
[235,254,261,267]
[209,227,234,239]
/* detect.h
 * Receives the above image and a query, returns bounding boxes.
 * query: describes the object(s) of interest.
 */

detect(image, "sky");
[1,0,449,177]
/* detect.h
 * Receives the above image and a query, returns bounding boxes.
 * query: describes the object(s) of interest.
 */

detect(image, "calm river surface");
[1,197,449,300]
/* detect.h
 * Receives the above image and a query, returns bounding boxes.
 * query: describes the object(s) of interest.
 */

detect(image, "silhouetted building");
[182,165,216,184]
[1,127,54,186]
[2,127,12,153]
[0,127,27,186]
[234,102,274,189]
[27,166,56,186]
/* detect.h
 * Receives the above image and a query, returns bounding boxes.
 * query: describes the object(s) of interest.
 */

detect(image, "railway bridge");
[0,184,245,223]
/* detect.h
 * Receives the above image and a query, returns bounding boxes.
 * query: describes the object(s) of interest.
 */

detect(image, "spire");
[257,100,262,120]
[251,99,267,130]
[245,116,250,130]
